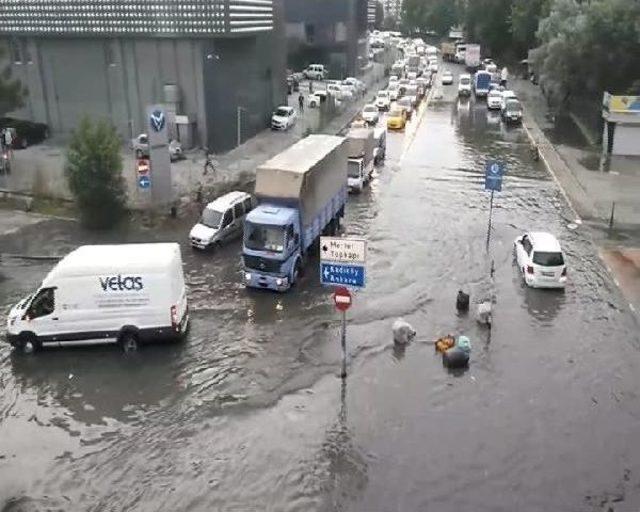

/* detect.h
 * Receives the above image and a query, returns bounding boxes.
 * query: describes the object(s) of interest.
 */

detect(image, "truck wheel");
[292,260,302,285]
[119,331,139,353]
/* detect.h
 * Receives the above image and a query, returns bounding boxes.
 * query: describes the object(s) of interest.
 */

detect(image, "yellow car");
[387,106,407,130]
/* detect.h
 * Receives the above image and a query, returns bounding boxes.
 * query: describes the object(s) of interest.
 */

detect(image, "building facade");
[0,0,287,152]
[383,0,403,22]
[284,0,369,78]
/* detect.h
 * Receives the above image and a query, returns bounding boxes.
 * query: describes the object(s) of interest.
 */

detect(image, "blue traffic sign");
[321,262,365,288]
[485,160,505,191]
[138,175,151,189]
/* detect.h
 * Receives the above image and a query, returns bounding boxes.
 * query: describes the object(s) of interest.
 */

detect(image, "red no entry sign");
[333,286,352,312]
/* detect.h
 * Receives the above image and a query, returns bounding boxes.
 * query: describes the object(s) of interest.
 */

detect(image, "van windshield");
[533,251,564,266]
[201,209,223,229]
[245,222,285,253]
[460,77,471,85]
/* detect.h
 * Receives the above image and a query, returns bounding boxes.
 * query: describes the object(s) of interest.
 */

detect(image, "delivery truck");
[5,243,189,353]
[346,127,375,193]
[465,44,481,71]
[243,135,348,292]
[441,42,456,62]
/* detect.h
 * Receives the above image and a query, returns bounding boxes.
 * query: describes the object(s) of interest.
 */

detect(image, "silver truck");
[346,127,375,193]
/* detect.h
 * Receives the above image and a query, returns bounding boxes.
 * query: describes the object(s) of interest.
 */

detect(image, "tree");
[462,0,513,58]
[510,0,552,55]
[532,0,640,105]
[0,43,25,116]
[65,117,128,228]
[401,0,460,36]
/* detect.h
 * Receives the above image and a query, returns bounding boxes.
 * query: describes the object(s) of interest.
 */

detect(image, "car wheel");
[291,260,302,286]
[119,331,139,353]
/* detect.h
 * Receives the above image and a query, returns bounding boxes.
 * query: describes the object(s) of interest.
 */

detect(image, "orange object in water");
[435,335,456,353]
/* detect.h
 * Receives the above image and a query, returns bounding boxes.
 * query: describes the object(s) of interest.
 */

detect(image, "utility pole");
[237,106,242,147]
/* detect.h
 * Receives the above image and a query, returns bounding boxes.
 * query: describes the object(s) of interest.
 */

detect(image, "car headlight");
[245,272,252,281]
[276,278,283,286]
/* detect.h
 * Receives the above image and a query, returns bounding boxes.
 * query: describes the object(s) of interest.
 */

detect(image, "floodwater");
[1,63,640,511]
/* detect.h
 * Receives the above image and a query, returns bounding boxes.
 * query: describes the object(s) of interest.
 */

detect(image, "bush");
[65,117,127,228]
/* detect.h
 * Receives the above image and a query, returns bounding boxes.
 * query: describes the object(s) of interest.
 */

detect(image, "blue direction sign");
[321,262,365,288]
[485,160,505,191]
[138,175,151,189]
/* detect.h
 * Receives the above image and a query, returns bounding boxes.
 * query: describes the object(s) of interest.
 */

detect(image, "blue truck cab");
[474,70,492,98]
[243,135,348,292]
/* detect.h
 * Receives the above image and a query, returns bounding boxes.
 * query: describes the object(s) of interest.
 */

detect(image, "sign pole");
[486,189,494,251]
[340,310,347,379]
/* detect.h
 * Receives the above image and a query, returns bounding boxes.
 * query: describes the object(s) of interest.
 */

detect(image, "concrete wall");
[2,34,285,153]
[612,124,640,157]
[202,32,283,153]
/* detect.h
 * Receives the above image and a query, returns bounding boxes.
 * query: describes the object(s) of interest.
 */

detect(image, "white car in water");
[441,71,454,85]
[487,89,503,110]
[375,90,391,111]
[271,106,297,130]
[361,104,380,125]
[514,232,567,289]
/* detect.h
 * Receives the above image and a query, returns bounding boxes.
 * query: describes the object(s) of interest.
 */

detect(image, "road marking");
[399,88,433,163]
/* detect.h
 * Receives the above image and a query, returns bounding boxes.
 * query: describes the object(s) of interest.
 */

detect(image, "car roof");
[528,232,562,251]
[276,105,293,111]
[206,191,251,211]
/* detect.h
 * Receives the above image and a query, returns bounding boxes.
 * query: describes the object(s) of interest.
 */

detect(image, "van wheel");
[17,333,39,354]
[120,331,139,353]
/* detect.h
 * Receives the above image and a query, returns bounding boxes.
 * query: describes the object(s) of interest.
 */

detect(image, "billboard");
[603,93,640,113]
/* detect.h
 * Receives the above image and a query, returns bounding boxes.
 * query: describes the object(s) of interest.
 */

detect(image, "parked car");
[303,64,326,81]
[458,73,472,96]
[514,232,567,289]
[500,90,518,110]
[339,85,355,101]
[407,71,418,81]
[388,75,399,87]
[501,99,523,124]
[441,71,454,85]
[487,89,503,110]
[361,104,380,125]
[308,90,327,108]
[343,77,366,95]
[373,127,386,165]
[131,133,183,161]
[375,90,391,111]
[190,191,254,250]
[397,97,414,119]
[271,106,297,131]
[429,63,439,74]
[0,118,49,149]
[404,85,419,108]
[387,106,407,130]
[388,83,400,101]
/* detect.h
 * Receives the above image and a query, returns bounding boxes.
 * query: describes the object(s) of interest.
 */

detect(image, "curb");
[520,106,596,221]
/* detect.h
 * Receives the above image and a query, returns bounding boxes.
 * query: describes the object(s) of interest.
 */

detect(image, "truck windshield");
[348,160,362,178]
[201,209,223,229]
[245,222,285,253]
[460,77,471,85]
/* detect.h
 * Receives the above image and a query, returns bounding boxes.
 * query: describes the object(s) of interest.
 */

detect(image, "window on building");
[305,23,315,44]
[22,40,32,64]
[105,41,116,66]
[9,39,22,64]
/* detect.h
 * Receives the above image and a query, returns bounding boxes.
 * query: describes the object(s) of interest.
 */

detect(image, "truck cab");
[347,159,366,193]
[243,206,302,292]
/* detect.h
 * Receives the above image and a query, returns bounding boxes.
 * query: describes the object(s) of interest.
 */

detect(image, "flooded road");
[2,63,640,511]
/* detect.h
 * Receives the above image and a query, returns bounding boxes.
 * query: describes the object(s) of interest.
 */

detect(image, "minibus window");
[29,288,55,318]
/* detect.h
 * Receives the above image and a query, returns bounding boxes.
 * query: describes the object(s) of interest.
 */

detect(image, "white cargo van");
[5,243,189,353]
[190,191,254,250]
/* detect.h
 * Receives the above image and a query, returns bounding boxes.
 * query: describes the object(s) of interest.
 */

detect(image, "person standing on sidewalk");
[298,93,305,114]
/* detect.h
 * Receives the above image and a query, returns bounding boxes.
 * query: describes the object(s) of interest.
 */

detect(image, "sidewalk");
[513,78,640,230]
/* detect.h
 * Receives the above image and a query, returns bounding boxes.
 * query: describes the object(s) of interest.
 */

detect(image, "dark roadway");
[1,61,640,511]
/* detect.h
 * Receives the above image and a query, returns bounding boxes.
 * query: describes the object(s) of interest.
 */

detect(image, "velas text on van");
[99,275,144,292]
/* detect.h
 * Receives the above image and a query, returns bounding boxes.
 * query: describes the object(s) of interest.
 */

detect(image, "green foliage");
[401,0,458,36]
[65,117,128,228]
[462,0,513,58]
[532,0,640,103]
[0,44,25,116]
